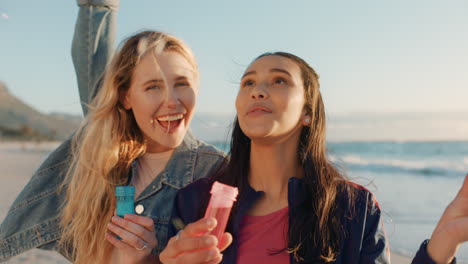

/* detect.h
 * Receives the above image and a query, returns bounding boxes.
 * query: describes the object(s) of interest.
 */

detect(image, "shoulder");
[183,131,226,160]
[343,182,380,207]
[189,138,227,180]
[340,183,390,262]
[336,181,381,221]
[193,138,226,158]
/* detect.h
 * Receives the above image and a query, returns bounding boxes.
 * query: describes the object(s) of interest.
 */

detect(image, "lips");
[155,113,184,132]
[247,104,272,115]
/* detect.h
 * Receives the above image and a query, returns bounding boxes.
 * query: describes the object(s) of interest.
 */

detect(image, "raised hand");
[106,214,158,264]
[427,174,468,263]
[160,218,233,264]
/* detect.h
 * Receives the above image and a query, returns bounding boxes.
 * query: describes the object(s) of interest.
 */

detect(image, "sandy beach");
[0,141,414,263]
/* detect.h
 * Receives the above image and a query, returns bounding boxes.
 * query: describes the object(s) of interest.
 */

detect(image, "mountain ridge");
[0,81,81,140]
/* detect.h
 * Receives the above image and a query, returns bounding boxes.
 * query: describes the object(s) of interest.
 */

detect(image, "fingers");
[106,232,135,251]
[180,218,217,239]
[108,216,157,249]
[163,235,217,258]
[174,247,221,264]
[159,218,225,264]
[160,243,221,264]
[218,232,233,252]
[124,214,155,232]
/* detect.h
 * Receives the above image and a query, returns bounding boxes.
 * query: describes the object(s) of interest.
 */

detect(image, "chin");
[243,130,271,141]
[160,135,185,149]
[146,133,186,152]
[241,124,272,139]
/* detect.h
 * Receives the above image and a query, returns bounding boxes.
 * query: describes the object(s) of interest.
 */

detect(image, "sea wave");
[330,155,468,177]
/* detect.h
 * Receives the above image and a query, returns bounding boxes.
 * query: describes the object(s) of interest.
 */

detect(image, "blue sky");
[0,0,467,117]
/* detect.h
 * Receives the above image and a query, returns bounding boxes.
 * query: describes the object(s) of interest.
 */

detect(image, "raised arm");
[72,0,119,115]
[0,1,120,261]
[412,174,468,264]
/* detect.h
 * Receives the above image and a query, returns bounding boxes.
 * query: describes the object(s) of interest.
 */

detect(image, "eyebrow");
[174,76,189,82]
[241,68,292,79]
[241,71,256,79]
[142,79,164,86]
[270,68,292,77]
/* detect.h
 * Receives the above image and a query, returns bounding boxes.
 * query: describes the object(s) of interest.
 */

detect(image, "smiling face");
[236,55,310,143]
[122,51,198,152]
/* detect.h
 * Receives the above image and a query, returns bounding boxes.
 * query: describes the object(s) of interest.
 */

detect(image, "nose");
[250,82,269,100]
[165,88,180,109]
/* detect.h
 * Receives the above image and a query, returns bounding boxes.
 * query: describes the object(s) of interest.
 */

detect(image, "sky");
[0,0,467,119]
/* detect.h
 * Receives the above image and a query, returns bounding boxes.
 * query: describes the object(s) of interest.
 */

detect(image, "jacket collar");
[133,130,200,202]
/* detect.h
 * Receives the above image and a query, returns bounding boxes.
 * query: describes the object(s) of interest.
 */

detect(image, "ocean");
[213,141,468,261]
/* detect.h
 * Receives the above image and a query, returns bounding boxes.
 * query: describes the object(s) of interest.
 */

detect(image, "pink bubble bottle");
[204,181,238,245]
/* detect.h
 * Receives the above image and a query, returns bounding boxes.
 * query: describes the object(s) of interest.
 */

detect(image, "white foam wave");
[330,154,468,176]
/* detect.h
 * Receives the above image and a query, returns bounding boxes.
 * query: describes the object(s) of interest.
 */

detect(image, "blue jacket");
[170,177,450,264]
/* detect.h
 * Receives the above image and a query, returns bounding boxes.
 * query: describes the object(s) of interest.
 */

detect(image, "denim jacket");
[0,0,226,261]
[0,132,225,261]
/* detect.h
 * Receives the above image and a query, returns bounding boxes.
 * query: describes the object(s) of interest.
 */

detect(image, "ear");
[119,90,132,110]
[302,115,311,126]
[301,108,311,126]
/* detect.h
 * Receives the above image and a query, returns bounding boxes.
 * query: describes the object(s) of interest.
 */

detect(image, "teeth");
[157,114,183,122]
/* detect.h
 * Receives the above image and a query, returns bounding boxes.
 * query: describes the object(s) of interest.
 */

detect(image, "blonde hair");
[58,31,197,263]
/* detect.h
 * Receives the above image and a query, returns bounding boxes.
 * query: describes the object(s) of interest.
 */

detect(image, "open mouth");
[156,114,184,131]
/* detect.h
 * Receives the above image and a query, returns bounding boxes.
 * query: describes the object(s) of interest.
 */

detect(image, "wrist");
[427,238,457,264]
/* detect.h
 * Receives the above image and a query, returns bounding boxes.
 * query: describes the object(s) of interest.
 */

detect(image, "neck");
[248,137,303,204]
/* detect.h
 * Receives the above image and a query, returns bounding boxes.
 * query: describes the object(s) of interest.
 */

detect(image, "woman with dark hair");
[159,52,390,264]
[159,51,468,264]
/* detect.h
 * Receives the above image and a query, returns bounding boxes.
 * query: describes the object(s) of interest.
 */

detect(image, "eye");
[175,81,190,87]
[146,85,161,91]
[241,79,255,88]
[273,77,287,85]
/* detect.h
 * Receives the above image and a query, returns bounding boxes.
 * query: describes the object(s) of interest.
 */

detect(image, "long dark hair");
[212,52,355,263]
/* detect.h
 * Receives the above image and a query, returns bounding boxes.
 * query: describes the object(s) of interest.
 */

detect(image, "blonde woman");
[0,1,224,263]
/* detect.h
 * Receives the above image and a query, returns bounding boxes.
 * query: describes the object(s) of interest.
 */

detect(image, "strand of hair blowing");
[58,34,147,263]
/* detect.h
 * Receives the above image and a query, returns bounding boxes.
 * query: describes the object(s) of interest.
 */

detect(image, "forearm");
[427,237,458,264]
[72,0,119,116]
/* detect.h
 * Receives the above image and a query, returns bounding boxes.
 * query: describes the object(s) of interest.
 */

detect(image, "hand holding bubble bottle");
[115,186,135,217]
[114,186,135,240]
[204,181,238,247]
[159,181,237,262]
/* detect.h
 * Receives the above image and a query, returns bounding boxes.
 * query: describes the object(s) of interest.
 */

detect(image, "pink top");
[236,207,290,264]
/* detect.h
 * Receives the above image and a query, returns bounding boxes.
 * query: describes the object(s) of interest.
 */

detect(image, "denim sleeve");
[72,0,118,115]
[0,140,72,262]
[359,192,391,264]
